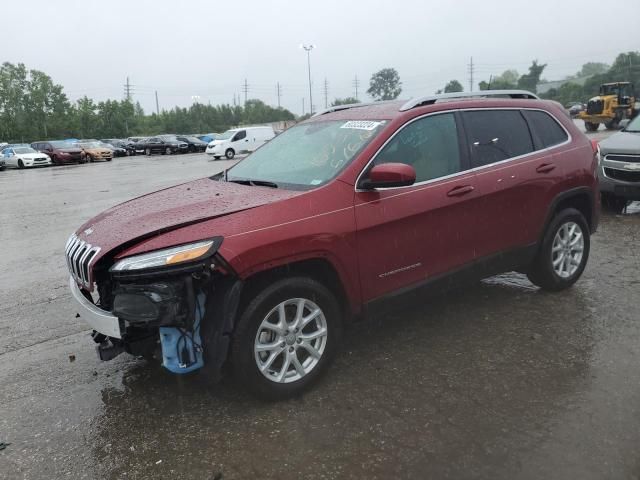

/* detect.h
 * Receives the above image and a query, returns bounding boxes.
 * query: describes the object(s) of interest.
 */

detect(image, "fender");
[227,247,362,316]
[539,186,598,244]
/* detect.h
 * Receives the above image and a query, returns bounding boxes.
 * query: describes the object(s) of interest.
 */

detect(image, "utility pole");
[468,57,475,92]
[302,97,305,116]
[155,90,160,115]
[353,75,360,100]
[243,78,249,106]
[276,82,282,108]
[301,44,315,114]
[323,78,329,108]
[124,76,134,101]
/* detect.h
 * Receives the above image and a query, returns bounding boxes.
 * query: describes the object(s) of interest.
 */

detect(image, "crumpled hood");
[75,178,303,260]
[600,131,640,155]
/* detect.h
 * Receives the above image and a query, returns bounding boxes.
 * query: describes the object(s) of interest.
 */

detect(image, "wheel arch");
[237,255,357,321]
[542,187,597,239]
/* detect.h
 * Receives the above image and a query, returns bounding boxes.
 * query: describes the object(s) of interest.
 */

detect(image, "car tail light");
[590,139,599,153]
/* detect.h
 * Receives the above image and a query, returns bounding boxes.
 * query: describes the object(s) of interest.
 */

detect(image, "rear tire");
[145,148,151,156]
[527,208,590,291]
[225,148,235,160]
[585,121,599,132]
[604,120,620,130]
[165,147,173,155]
[601,192,628,214]
[231,277,342,400]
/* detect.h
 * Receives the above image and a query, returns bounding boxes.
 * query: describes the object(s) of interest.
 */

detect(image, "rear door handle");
[536,163,556,173]
[447,185,475,197]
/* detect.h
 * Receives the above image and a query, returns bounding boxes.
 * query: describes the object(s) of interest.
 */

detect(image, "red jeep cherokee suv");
[66,91,599,399]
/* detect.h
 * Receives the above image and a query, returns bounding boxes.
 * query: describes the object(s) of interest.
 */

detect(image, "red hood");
[76,178,303,261]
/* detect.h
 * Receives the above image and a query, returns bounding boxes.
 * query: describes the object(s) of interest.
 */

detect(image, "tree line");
[432,51,640,106]
[0,62,295,143]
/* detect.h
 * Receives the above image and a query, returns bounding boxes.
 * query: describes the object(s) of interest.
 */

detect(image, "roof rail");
[312,100,398,117]
[399,90,540,112]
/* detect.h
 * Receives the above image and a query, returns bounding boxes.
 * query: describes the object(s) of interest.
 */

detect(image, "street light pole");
[301,44,315,114]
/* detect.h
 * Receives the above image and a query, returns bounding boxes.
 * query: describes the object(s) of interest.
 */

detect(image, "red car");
[32,140,86,165]
[66,90,599,399]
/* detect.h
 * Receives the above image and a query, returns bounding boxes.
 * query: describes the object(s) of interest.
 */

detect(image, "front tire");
[584,121,599,132]
[18,159,25,169]
[145,148,151,156]
[527,208,590,291]
[231,277,342,400]
[225,148,235,160]
[165,147,173,155]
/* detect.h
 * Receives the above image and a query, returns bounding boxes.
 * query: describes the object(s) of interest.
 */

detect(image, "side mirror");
[360,163,416,189]
[619,119,631,130]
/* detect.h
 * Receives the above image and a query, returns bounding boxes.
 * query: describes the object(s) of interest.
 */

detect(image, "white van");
[206,126,275,159]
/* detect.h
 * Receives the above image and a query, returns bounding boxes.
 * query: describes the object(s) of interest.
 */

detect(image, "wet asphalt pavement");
[1,138,640,479]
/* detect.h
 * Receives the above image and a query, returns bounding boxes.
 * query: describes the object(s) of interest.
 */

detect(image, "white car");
[1,145,52,168]
[206,126,275,159]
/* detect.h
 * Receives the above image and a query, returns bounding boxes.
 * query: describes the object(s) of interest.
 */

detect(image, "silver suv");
[598,115,640,212]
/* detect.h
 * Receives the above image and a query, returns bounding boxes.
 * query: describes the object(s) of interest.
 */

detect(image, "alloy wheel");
[551,221,584,278]
[254,298,328,384]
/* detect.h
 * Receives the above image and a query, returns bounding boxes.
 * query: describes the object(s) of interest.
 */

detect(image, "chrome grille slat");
[64,234,101,289]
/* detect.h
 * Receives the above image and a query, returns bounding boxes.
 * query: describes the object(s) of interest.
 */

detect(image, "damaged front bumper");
[68,248,243,380]
[69,276,122,338]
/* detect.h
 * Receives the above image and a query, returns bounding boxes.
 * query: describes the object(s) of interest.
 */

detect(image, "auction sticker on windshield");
[340,121,384,130]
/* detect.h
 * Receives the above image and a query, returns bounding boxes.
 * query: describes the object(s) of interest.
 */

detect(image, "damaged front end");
[68,236,243,380]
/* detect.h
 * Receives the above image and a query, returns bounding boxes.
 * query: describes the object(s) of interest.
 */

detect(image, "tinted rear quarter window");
[463,110,534,167]
[523,110,568,149]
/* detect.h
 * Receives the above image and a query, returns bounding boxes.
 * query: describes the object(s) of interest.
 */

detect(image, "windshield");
[159,135,178,142]
[50,141,76,148]
[625,115,640,132]
[227,120,386,189]
[217,130,236,141]
[183,136,201,142]
[14,147,37,154]
[78,142,102,148]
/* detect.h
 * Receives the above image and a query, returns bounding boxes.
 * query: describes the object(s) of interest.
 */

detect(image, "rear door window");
[462,110,534,167]
[522,110,569,149]
[373,112,462,183]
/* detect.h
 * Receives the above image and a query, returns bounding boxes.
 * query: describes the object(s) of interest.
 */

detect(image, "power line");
[123,76,135,101]
[353,75,360,100]
[242,78,249,106]
[276,82,282,108]
[323,78,329,108]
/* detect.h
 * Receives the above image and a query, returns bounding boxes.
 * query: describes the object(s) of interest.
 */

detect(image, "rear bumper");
[69,277,122,338]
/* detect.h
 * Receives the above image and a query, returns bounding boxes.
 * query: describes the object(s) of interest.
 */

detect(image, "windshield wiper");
[227,178,279,188]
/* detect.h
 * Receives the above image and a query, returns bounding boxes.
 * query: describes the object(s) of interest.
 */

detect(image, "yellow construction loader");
[578,82,637,131]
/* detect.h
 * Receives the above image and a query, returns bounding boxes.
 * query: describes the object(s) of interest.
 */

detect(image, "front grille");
[587,99,604,115]
[605,154,640,163]
[604,168,640,183]
[65,234,101,288]
[35,157,48,162]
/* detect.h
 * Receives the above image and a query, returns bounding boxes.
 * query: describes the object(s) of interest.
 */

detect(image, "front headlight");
[111,240,216,272]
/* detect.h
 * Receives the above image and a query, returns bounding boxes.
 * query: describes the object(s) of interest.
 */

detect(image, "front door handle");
[536,163,556,173]
[447,185,475,197]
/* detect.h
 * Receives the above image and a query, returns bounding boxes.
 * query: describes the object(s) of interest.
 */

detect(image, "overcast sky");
[3,0,639,115]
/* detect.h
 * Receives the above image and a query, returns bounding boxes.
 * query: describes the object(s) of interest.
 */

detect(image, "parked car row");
[0,126,276,170]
